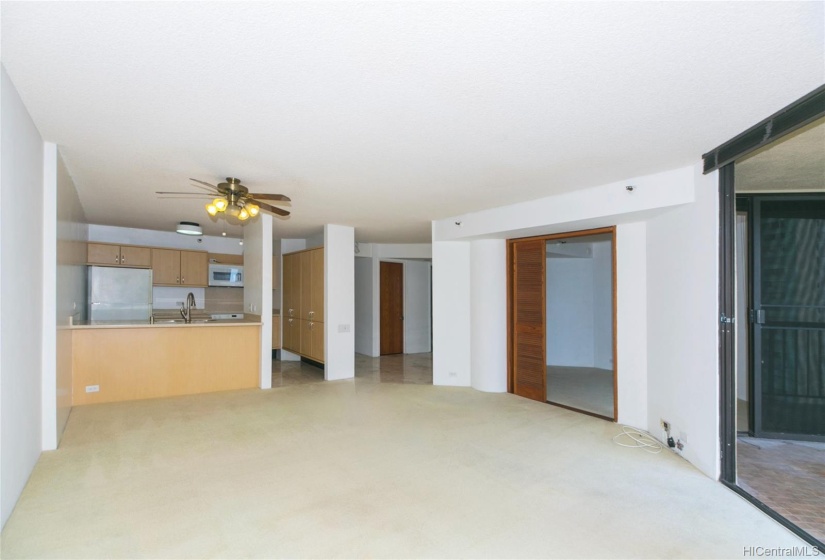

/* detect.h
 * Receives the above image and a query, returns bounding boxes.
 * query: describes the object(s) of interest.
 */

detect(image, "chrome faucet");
[180,292,196,323]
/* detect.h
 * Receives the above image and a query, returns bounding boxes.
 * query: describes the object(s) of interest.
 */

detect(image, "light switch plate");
[338,324,351,333]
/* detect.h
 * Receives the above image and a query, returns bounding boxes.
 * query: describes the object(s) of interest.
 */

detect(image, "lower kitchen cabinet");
[282,317,324,363]
[303,319,324,362]
[283,316,297,352]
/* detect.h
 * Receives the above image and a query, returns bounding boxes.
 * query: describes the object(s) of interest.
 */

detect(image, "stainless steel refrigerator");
[88,266,153,321]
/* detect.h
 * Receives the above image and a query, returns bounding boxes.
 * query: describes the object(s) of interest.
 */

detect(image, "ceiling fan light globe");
[213,198,228,212]
[226,203,241,217]
[205,203,218,216]
[247,204,259,217]
[238,208,250,220]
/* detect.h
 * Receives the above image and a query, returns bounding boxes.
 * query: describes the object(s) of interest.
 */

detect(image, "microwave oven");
[208,264,243,287]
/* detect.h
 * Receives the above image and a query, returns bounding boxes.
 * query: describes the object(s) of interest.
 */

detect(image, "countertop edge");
[68,321,262,330]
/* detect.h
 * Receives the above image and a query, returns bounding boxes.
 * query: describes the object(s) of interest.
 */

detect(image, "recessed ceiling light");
[176,221,202,236]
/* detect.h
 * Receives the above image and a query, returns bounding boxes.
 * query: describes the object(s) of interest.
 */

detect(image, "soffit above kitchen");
[1,2,822,242]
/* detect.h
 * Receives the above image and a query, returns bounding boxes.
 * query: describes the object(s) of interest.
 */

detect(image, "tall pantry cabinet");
[282,247,324,363]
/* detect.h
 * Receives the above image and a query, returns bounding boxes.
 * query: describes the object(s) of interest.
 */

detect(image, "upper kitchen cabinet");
[180,250,208,286]
[87,243,151,268]
[151,248,208,287]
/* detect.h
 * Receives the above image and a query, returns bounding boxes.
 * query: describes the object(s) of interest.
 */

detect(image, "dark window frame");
[712,85,825,549]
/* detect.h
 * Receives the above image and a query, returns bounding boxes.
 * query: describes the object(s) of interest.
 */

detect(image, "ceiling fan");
[156,177,291,222]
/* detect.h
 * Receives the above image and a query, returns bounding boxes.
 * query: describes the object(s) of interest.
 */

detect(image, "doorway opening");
[508,227,617,421]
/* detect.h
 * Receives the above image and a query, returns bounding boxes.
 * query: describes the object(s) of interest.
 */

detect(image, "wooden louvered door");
[510,239,547,401]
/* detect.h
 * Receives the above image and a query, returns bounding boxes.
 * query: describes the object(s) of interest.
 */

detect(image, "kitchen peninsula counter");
[69,317,262,329]
[69,319,261,405]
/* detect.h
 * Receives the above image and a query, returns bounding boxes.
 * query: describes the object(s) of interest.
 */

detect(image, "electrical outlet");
[660,419,670,433]
[85,385,100,393]
[337,324,351,333]
[449,371,457,377]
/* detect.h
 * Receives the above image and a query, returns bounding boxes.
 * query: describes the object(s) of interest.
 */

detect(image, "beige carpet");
[546,366,614,418]
[1,365,806,558]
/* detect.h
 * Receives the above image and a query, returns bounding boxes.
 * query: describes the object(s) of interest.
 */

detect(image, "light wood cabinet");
[151,248,208,287]
[72,325,260,406]
[283,316,300,352]
[272,315,281,349]
[303,319,324,362]
[87,243,151,268]
[180,250,208,286]
[282,247,324,363]
[151,248,180,284]
[283,252,301,319]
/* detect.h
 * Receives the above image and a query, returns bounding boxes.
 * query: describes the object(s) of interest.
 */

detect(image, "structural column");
[470,239,507,392]
[324,224,355,380]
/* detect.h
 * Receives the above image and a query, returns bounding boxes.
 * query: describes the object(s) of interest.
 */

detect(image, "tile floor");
[272,352,434,387]
[546,366,614,418]
[737,437,825,543]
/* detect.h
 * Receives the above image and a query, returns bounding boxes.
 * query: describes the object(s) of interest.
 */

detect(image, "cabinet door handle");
[176,276,180,284]
[116,256,120,263]
[309,310,314,318]
[309,322,313,329]
[288,308,293,316]
[121,256,126,263]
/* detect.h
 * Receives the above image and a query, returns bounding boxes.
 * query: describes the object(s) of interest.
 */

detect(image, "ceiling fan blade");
[255,201,290,217]
[189,178,219,190]
[248,193,291,202]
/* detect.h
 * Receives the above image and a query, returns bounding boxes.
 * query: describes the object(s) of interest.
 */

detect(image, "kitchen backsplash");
[153,287,206,310]
[204,286,244,313]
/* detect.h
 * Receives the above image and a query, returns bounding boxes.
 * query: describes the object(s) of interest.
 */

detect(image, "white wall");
[356,243,432,259]
[432,240,472,386]
[324,225,355,380]
[470,239,507,392]
[243,215,272,389]
[1,67,45,528]
[434,167,695,241]
[354,257,374,356]
[402,260,432,354]
[41,144,58,451]
[55,150,87,448]
[646,166,719,479]
[615,222,648,429]
[546,256,595,366]
[353,244,433,358]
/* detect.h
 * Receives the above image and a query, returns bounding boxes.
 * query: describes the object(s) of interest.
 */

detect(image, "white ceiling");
[2,1,823,242]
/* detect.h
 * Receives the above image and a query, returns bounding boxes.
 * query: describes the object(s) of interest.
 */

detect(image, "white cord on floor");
[613,425,663,454]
